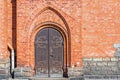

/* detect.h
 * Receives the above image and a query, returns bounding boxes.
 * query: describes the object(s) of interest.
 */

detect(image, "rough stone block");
[102,58,111,61]
[0,69,9,74]
[110,58,118,61]
[82,57,120,76]
[107,62,117,66]
[115,52,120,58]
[0,58,9,64]
[0,64,5,69]
[0,74,10,79]
[118,62,120,67]
[70,77,84,80]
[93,58,102,61]
[0,58,10,79]
[82,58,92,61]
[97,62,107,66]
[14,67,33,78]
[68,67,83,77]
[113,44,120,48]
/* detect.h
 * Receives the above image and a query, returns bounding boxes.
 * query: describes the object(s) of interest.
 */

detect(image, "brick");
[0,0,7,59]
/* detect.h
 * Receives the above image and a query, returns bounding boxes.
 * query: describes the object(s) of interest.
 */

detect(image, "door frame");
[35,28,64,77]
[30,22,70,77]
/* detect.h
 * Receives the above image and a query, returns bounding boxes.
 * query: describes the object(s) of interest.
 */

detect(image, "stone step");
[29,78,68,80]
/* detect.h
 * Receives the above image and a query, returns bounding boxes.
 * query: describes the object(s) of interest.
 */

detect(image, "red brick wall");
[7,0,11,45]
[0,0,8,58]
[82,0,120,58]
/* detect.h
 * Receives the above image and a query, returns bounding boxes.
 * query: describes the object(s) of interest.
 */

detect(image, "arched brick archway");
[29,22,70,77]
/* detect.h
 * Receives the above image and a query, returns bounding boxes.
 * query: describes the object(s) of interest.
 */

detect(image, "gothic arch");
[28,6,70,35]
[29,7,71,72]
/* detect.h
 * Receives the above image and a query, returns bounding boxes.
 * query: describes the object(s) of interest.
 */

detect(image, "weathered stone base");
[69,77,84,80]
[29,78,69,80]
[84,75,120,79]
[14,67,33,79]
[0,58,10,79]
[13,67,83,79]
[68,67,83,77]
[83,58,120,75]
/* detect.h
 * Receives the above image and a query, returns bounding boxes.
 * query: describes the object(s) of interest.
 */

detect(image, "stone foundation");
[0,58,10,79]
[83,58,120,75]
[84,75,120,80]
[14,67,33,79]
[68,67,83,77]
[13,67,83,79]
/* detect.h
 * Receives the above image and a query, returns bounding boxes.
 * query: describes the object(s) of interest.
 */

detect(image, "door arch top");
[30,22,68,43]
[26,6,70,34]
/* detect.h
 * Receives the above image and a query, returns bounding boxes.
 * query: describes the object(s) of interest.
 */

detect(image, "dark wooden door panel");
[49,28,64,77]
[35,28,64,77]
[35,28,49,77]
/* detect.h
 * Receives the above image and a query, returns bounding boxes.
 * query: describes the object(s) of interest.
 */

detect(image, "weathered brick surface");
[82,0,120,58]
[0,0,8,58]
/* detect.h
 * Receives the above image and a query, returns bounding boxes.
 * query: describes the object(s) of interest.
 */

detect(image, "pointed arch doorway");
[34,26,66,78]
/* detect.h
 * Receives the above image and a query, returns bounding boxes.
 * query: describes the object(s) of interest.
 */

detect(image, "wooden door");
[35,28,64,77]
